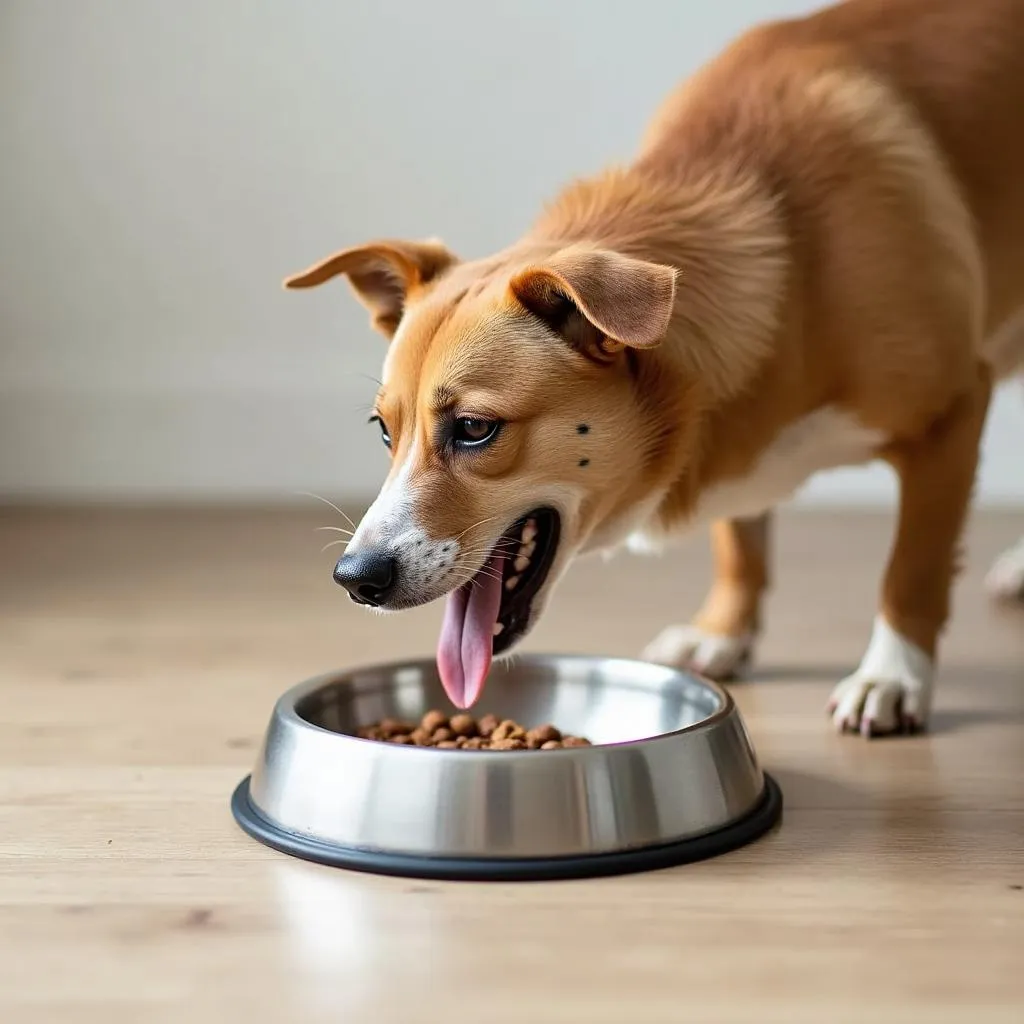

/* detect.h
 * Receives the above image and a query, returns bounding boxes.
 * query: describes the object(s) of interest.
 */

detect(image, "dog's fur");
[287,0,1024,736]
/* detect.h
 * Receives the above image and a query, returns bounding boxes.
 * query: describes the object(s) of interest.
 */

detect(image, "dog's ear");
[510,247,677,357]
[284,239,458,338]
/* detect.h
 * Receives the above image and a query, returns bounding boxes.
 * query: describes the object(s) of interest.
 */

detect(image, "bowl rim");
[270,652,737,757]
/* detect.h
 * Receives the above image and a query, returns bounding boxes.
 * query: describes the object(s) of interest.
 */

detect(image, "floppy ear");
[509,246,677,356]
[284,239,458,338]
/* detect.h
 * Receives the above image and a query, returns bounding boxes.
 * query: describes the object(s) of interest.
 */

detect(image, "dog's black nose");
[333,550,397,607]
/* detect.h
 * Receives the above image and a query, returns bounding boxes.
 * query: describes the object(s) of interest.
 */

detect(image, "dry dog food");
[356,710,592,750]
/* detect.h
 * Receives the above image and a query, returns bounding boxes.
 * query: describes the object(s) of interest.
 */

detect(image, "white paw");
[985,538,1024,602]
[827,616,934,737]
[642,624,753,680]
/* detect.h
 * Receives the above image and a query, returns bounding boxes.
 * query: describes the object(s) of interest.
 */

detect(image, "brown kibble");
[527,724,561,745]
[420,710,448,734]
[491,719,526,742]
[356,713,589,751]
[449,713,478,738]
[477,713,500,738]
[489,738,526,750]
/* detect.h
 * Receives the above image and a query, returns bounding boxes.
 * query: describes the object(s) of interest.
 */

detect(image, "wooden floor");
[1,506,1022,1023]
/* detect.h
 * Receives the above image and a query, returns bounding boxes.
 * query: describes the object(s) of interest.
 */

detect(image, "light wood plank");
[1,507,1022,1023]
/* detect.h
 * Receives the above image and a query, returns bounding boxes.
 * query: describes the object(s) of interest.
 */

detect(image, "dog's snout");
[333,549,397,607]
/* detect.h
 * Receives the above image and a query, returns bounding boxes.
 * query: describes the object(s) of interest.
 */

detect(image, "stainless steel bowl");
[231,654,781,880]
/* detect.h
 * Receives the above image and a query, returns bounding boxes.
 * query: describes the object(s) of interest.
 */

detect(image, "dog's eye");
[452,417,499,448]
[370,415,392,449]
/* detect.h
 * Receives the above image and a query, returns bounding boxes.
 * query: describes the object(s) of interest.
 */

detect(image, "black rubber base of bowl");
[230,773,782,882]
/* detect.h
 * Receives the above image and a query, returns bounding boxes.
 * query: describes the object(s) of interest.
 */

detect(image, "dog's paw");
[985,538,1024,602]
[827,616,934,737]
[642,624,753,680]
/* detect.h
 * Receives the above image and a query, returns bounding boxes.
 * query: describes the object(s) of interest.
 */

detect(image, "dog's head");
[286,237,682,706]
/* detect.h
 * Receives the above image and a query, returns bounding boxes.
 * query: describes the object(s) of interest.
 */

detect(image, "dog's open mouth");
[436,507,560,708]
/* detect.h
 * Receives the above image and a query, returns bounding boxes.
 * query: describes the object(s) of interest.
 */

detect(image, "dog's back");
[640,0,1024,351]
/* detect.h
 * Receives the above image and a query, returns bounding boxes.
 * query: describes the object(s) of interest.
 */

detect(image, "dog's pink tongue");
[437,554,503,709]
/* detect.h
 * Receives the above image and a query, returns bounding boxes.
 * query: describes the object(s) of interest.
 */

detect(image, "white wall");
[1,0,1021,504]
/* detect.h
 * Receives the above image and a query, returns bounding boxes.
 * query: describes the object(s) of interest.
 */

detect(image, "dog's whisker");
[451,569,505,586]
[456,540,518,557]
[453,516,501,542]
[449,561,505,582]
[320,538,350,554]
[294,491,357,531]
[316,525,354,537]
[451,566,504,583]
[452,557,507,573]
[345,371,384,389]
[454,551,512,564]
[447,572,485,591]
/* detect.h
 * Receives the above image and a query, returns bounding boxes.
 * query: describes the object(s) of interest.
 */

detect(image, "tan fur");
[288,0,1024,734]
[694,515,771,639]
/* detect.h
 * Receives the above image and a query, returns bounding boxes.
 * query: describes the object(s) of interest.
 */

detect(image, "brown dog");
[286,0,1024,737]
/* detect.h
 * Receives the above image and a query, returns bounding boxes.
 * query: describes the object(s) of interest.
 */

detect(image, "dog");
[286,0,1024,737]
[987,535,1024,603]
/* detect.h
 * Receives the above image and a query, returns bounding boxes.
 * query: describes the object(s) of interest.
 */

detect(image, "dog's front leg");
[643,513,771,679]
[830,365,992,737]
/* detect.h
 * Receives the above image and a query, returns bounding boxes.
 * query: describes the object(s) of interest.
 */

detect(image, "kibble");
[449,714,478,738]
[378,717,413,739]
[562,736,592,748]
[490,719,526,742]
[526,724,561,746]
[421,710,448,734]
[489,738,527,751]
[477,714,500,738]
[354,710,592,751]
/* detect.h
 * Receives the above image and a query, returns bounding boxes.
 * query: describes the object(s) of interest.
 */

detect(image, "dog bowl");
[231,654,781,881]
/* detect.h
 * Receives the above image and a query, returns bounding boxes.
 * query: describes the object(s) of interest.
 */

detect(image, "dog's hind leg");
[983,379,1024,602]
[642,512,771,679]
[983,321,1024,602]
[830,362,992,737]
[985,376,1024,603]
[986,535,1024,602]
